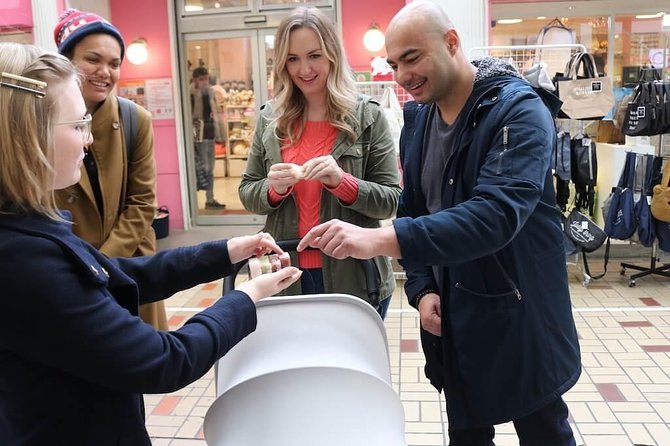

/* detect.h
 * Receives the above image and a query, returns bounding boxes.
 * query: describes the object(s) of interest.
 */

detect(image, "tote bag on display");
[651,157,670,223]
[635,154,656,247]
[604,151,637,240]
[554,52,614,121]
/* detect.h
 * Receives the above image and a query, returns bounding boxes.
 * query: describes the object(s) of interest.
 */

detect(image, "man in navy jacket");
[299,2,581,445]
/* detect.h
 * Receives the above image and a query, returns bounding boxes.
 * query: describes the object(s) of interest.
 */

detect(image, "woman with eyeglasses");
[0,42,302,445]
[52,9,168,330]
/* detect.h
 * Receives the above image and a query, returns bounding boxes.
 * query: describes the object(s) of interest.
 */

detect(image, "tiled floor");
[146,248,670,446]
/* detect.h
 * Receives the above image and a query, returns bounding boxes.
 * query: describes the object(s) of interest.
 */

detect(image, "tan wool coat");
[55,95,167,330]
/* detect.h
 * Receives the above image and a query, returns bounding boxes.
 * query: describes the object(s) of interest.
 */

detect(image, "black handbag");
[564,208,610,280]
[152,206,170,240]
[623,80,669,137]
[565,208,607,253]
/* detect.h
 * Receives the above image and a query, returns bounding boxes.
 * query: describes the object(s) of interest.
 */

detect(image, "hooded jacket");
[393,58,581,428]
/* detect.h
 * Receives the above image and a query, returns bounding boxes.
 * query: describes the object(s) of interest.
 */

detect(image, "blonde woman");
[239,7,401,318]
[0,43,301,445]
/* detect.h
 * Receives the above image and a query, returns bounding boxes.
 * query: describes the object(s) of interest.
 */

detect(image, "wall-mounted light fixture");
[363,23,385,53]
[126,39,148,65]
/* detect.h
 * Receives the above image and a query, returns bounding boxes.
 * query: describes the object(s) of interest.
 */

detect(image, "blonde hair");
[0,43,78,219]
[272,7,358,145]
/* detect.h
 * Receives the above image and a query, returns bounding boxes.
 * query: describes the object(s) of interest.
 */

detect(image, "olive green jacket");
[239,95,401,304]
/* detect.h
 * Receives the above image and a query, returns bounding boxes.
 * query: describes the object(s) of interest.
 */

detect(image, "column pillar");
[424,0,489,57]
[31,0,58,51]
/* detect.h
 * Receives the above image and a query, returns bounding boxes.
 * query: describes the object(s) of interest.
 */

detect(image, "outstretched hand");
[236,267,303,303]
[297,219,376,259]
[227,232,283,264]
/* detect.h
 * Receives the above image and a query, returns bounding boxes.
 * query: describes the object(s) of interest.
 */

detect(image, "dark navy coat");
[393,59,581,428]
[0,213,256,445]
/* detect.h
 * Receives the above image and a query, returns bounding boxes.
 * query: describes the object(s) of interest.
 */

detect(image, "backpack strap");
[117,96,138,166]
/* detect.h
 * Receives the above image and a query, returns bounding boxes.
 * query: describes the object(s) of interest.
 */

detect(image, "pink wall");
[0,0,33,31]
[341,0,406,72]
[110,0,184,230]
[105,0,406,230]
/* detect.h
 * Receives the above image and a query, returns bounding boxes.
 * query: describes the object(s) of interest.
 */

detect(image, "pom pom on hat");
[53,9,125,60]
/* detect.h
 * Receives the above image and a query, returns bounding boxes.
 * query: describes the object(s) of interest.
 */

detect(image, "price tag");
[583,138,591,147]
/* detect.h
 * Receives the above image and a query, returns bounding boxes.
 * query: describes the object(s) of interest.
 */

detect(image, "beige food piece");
[290,164,305,180]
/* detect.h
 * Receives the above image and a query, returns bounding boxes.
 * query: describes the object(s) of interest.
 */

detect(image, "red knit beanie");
[53,9,125,61]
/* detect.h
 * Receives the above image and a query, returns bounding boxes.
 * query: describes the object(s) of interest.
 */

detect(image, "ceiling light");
[497,19,523,25]
[185,4,204,12]
[537,16,547,20]
[636,13,664,19]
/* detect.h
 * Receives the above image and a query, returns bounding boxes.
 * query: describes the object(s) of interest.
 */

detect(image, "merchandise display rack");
[619,33,670,287]
[355,81,411,107]
[468,43,597,286]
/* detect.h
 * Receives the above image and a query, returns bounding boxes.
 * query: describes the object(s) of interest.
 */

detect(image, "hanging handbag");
[565,208,607,253]
[604,151,637,240]
[564,207,610,280]
[651,157,670,222]
[635,154,656,247]
[570,135,597,215]
[554,52,614,120]
[622,72,669,136]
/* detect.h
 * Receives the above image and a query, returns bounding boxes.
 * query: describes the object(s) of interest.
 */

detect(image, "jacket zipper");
[496,125,509,175]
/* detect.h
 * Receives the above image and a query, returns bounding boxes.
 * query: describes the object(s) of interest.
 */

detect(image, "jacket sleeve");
[100,103,157,258]
[394,88,555,268]
[341,101,402,220]
[110,239,235,305]
[239,104,277,215]
[0,236,256,395]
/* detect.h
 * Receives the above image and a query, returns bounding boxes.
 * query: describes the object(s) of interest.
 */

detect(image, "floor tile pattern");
[146,257,670,445]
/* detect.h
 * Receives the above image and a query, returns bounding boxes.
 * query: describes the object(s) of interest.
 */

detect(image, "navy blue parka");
[393,58,581,428]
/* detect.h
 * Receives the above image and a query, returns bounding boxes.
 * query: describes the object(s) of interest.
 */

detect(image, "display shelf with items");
[218,89,255,177]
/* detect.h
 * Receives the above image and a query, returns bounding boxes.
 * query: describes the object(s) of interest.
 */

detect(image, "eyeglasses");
[57,113,93,143]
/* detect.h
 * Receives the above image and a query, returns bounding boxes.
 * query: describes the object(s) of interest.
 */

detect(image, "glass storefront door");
[176,1,335,226]
[182,30,274,225]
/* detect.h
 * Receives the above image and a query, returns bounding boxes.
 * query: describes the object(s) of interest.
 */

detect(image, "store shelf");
[221,99,255,176]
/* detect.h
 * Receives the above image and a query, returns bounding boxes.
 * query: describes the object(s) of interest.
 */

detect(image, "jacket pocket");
[337,143,365,178]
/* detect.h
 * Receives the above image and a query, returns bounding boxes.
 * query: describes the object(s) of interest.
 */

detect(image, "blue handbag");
[604,151,637,240]
[635,154,656,247]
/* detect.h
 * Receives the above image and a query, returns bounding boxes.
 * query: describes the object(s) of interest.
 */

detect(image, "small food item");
[248,252,291,278]
[290,163,305,180]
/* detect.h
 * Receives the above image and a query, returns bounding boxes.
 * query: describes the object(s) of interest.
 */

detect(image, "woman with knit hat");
[53,9,168,330]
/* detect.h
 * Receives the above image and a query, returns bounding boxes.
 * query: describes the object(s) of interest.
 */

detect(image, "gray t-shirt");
[421,106,459,215]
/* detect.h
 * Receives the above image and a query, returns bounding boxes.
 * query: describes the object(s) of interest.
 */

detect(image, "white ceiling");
[491,0,669,20]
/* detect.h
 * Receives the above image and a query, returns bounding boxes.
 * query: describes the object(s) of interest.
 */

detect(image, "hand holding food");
[227,232,283,264]
[302,155,343,188]
[268,163,304,194]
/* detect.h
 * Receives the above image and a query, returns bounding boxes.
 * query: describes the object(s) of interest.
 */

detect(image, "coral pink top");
[268,121,359,268]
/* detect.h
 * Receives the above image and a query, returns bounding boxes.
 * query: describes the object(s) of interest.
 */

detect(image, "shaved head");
[387,1,454,38]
